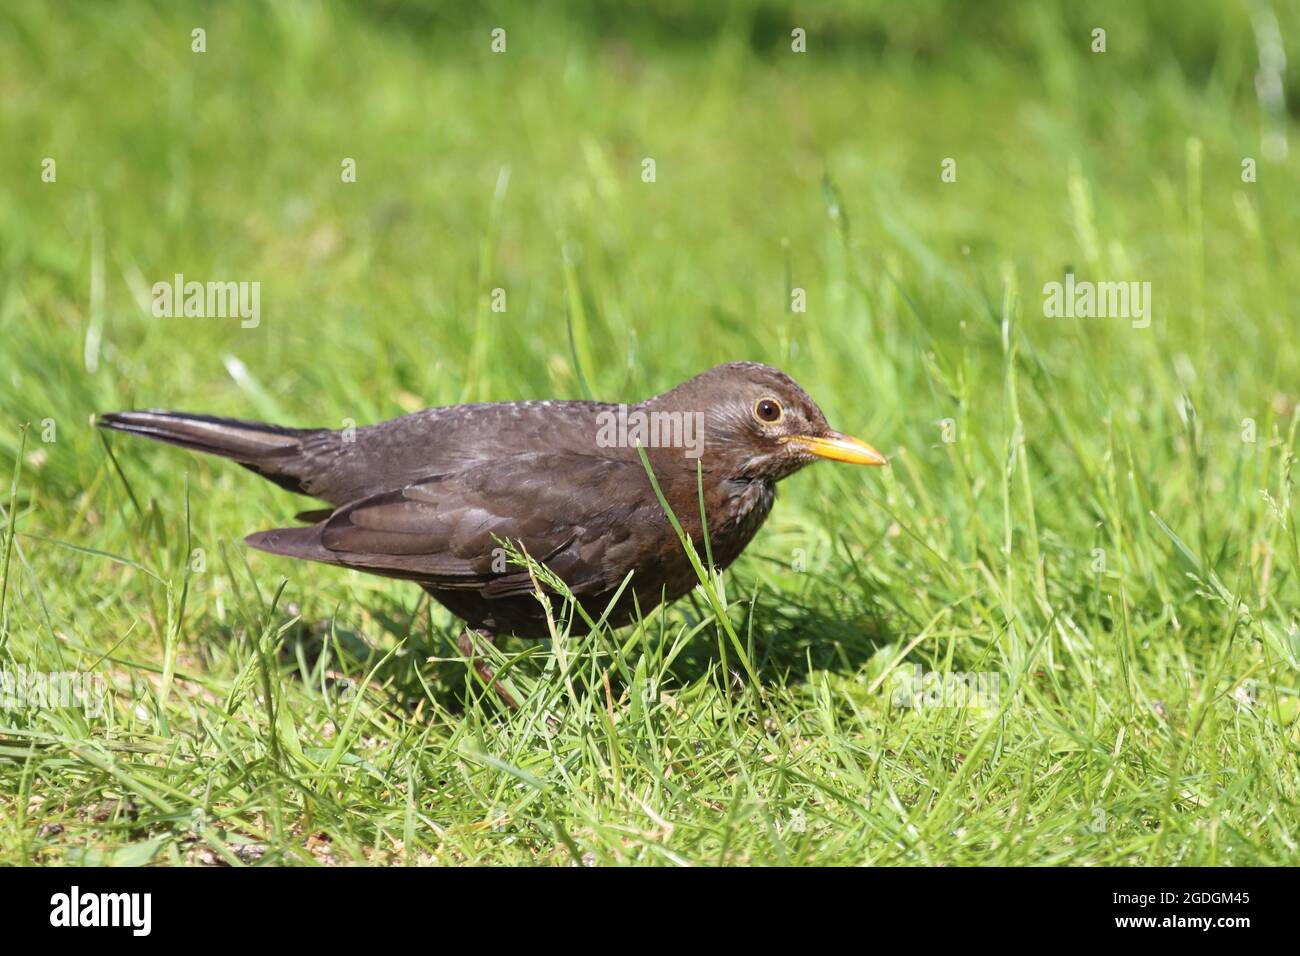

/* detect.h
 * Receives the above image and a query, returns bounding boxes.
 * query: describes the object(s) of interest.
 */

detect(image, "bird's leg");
[456,628,519,709]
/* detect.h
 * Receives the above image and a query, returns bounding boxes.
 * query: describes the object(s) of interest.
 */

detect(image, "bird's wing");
[246,452,660,597]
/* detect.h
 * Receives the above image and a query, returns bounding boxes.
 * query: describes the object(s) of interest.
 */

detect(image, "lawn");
[1,0,1298,865]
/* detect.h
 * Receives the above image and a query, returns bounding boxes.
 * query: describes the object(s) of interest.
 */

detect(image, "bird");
[98,361,886,706]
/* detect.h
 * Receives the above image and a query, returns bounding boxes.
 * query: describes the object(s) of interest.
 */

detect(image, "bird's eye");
[754,398,783,424]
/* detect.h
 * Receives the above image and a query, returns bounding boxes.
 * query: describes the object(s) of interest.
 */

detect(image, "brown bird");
[98,362,886,705]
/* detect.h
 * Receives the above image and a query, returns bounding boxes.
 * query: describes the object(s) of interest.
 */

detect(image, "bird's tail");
[97,410,310,459]
[97,410,325,495]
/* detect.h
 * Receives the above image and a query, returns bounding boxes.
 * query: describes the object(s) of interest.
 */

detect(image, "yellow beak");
[786,431,888,466]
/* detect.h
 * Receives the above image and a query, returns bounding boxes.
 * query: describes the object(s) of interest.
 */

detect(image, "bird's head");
[645,362,887,481]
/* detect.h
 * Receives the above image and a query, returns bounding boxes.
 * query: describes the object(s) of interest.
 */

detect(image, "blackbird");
[99,362,886,704]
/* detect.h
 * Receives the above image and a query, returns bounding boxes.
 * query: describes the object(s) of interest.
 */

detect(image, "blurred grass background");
[1,0,1298,865]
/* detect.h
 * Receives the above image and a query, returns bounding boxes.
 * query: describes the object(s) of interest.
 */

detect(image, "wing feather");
[252,453,657,597]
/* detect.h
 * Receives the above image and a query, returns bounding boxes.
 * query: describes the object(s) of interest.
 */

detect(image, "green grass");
[2,0,1299,865]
